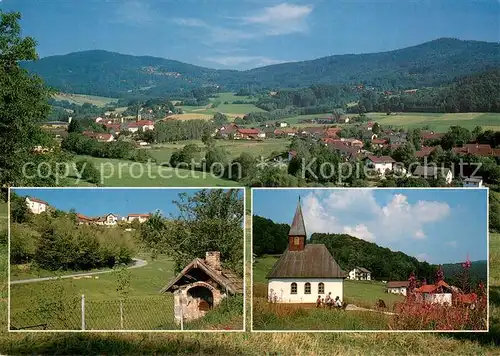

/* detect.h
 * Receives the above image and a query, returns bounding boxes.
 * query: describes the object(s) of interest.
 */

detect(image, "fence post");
[180,303,184,331]
[81,294,85,331]
[120,300,124,330]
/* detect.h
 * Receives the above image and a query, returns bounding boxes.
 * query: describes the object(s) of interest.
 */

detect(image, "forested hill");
[253,214,436,281]
[310,233,436,281]
[22,38,500,97]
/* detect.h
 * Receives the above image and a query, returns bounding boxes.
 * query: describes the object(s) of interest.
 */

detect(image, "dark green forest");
[22,38,500,98]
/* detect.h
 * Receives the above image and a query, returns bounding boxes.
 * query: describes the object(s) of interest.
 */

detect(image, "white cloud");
[242,3,313,35]
[204,55,289,69]
[414,230,426,239]
[343,224,376,242]
[172,18,255,43]
[300,190,451,247]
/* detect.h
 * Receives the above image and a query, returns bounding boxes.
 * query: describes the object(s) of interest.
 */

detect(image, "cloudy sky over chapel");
[3,0,498,69]
[253,189,488,264]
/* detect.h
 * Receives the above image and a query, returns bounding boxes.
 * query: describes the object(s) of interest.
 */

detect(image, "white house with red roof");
[126,120,155,133]
[234,128,264,140]
[82,131,115,142]
[365,155,396,175]
[25,197,49,214]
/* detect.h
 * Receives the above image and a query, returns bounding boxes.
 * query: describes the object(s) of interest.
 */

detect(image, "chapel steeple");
[288,197,307,251]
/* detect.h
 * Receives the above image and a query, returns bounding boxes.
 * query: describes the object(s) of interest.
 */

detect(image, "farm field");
[366,112,500,132]
[68,156,241,187]
[176,92,265,121]
[148,138,290,163]
[52,93,118,107]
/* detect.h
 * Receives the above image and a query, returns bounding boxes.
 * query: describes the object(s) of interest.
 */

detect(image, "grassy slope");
[366,112,500,132]
[0,205,499,353]
[70,156,241,187]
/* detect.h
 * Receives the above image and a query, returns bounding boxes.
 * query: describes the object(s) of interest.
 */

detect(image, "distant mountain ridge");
[22,38,500,98]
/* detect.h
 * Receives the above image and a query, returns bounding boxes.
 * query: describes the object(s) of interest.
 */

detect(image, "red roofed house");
[324,127,342,138]
[365,155,396,175]
[234,128,264,140]
[414,280,452,306]
[127,120,155,133]
[453,144,500,157]
[421,131,444,141]
[82,131,115,142]
[25,197,49,215]
[415,146,436,158]
[77,213,95,225]
[371,138,388,148]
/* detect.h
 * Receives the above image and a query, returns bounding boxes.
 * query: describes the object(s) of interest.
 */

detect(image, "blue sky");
[2,0,499,70]
[14,188,241,218]
[252,188,488,264]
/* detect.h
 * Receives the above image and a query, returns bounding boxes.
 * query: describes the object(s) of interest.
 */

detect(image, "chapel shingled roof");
[288,198,307,236]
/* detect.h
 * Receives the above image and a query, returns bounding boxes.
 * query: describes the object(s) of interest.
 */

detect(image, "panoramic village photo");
[8,188,244,331]
[251,188,488,331]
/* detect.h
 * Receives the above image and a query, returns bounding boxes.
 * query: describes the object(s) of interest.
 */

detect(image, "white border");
[249,187,490,333]
[8,186,247,333]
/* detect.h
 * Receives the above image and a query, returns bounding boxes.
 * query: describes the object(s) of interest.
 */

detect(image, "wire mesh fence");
[10,294,178,331]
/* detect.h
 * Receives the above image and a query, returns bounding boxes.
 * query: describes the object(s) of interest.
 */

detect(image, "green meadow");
[69,156,241,187]
[366,112,500,132]
[148,138,290,163]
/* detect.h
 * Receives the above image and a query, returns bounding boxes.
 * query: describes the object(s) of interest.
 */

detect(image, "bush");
[75,159,100,184]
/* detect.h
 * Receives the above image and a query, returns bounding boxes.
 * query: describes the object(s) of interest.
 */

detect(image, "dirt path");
[10,258,148,285]
[345,304,396,315]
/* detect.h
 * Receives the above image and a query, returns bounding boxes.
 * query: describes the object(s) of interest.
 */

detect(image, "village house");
[125,213,151,223]
[160,251,243,323]
[387,134,407,145]
[126,120,155,133]
[342,138,363,147]
[40,121,70,130]
[371,138,387,148]
[216,123,239,139]
[94,213,119,227]
[415,146,436,158]
[366,122,375,131]
[76,213,95,225]
[330,142,362,161]
[274,128,297,137]
[421,131,444,142]
[414,280,453,306]
[82,131,115,142]
[234,128,264,140]
[463,177,483,187]
[413,165,453,184]
[299,127,325,138]
[365,155,396,175]
[452,144,500,158]
[324,127,342,138]
[386,281,409,296]
[266,198,347,304]
[25,197,49,215]
[276,121,288,128]
[348,267,371,281]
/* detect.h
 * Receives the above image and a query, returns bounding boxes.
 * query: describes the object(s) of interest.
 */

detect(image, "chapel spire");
[288,197,307,251]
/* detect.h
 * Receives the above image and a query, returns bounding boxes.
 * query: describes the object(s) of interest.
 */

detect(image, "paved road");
[10,258,148,285]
